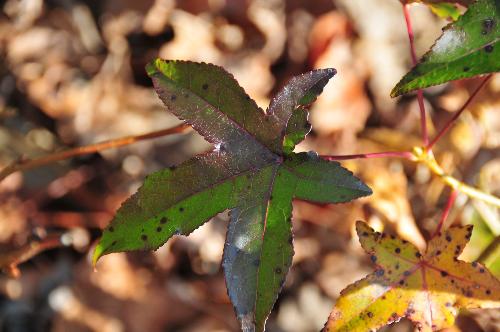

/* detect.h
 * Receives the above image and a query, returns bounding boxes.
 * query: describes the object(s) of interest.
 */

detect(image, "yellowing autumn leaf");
[324,221,500,332]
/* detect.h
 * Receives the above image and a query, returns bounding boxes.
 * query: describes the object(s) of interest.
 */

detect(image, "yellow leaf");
[324,221,500,332]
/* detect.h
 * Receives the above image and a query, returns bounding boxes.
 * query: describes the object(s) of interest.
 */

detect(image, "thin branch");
[412,147,500,208]
[432,190,458,238]
[403,3,429,146]
[0,123,190,183]
[427,74,492,149]
[0,234,64,278]
[321,151,414,161]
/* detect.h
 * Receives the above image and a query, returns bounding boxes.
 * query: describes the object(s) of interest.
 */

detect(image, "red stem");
[403,4,429,146]
[321,151,413,161]
[426,74,492,149]
[432,190,458,238]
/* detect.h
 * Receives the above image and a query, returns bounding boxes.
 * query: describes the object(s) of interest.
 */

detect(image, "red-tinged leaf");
[324,221,500,332]
[94,60,372,332]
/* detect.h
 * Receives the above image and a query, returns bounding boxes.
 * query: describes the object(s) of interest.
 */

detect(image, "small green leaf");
[392,0,500,97]
[429,3,462,20]
[94,60,370,331]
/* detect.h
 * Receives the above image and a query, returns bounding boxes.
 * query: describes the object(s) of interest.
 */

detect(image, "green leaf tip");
[392,0,500,97]
[97,59,369,331]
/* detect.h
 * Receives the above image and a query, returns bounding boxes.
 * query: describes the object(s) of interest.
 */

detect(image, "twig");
[427,74,492,149]
[321,151,414,161]
[412,147,500,208]
[0,234,64,278]
[0,123,190,183]
[431,190,458,238]
[403,3,429,146]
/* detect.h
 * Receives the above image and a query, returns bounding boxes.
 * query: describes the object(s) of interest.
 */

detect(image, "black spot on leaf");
[141,234,148,241]
[446,235,452,242]
[367,312,374,318]
[375,269,384,277]
[482,18,495,35]
[170,95,177,101]
[202,83,209,90]
[484,45,494,53]
[156,227,162,232]
[108,226,114,232]
[440,271,448,277]
[395,248,401,254]
[370,255,377,263]
[160,217,168,224]
[179,207,184,212]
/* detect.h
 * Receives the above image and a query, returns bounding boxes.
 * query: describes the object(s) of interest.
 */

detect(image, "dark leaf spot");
[395,248,401,254]
[170,95,177,101]
[463,66,470,72]
[404,271,411,277]
[156,227,162,232]
[362,232,368,237]
[367,312,373,318]
[440,271,448,277]
[486,289,491,295]
[446,235,452,242]
[370,255,377,263]
[484,45,494,53]
[160,217,168,224]
[399,280,405,285]
[202,83,209,90]
[415,252,421,258]
[111,241,117,246]
[141,234,148,241]
[108,226,114,232]
[275,267,282,274]
[472,262,478,267]
[482,18,495,35]
[479,268,485,273]
[375,269,385,277]
[435,250,441,256]
[179,207,184,212]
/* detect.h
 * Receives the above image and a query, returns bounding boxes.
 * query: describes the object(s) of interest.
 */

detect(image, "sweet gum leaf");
[392,0,500,97]
[323,221,500,332]
[94,60,370,331]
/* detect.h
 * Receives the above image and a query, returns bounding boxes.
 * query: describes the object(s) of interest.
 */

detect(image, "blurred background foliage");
[0,0,498,331]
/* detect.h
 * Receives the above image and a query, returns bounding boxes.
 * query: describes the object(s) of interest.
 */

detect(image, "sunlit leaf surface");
[392,0,500,96]
[324,221,500,332]
[94,60,371,331]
